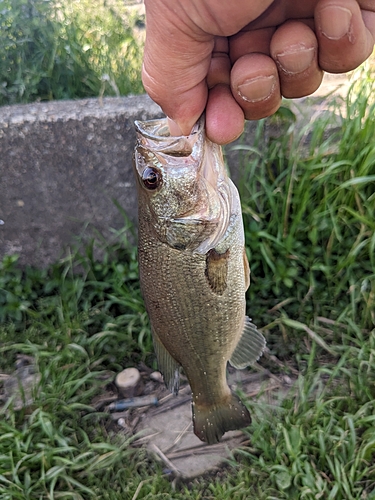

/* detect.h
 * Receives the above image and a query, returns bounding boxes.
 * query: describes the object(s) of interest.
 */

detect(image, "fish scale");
[133,117,266,444]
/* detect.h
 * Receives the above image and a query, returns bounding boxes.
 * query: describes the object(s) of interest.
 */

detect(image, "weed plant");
[0,0,144,105]
[0,67,375,498]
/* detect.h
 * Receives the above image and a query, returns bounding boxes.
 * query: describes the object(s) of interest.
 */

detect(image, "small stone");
[117,418,127,428]
[150,371,163,383]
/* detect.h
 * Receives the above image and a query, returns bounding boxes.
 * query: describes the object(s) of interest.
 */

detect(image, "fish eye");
[141,167,162,190]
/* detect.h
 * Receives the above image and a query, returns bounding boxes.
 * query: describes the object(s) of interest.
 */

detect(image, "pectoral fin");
[230,316,266,369]
[205,248,230,295]
[152,329,180,395]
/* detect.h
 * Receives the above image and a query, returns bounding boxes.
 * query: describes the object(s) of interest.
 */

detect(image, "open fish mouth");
[134,118,202,157]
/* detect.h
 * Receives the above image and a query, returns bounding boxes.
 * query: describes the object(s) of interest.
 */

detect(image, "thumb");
[142,1,214,135]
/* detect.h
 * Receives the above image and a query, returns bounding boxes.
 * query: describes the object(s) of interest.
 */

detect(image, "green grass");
[0,0,144,105]
[1,65,375,498]
[239,64,375,356]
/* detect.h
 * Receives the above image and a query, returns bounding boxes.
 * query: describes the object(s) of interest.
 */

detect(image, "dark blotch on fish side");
[205,248,230,295]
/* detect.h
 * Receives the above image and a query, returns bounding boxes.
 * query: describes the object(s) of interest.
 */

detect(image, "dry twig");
[151,444,181,477]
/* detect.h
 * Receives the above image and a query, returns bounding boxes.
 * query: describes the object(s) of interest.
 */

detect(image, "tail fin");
[192,393,251,445]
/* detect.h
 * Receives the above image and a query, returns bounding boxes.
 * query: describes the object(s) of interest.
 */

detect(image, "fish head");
[133,117,236,253]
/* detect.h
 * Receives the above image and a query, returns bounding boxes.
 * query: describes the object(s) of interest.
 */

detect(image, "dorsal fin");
[152,329,180,395]
[230,316,266,369]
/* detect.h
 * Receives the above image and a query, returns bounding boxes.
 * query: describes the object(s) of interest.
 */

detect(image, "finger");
[142,45,210,136]
[202,37,246,144]
[315,0,374,72]
[207,37,231,88]
[270,20,323,98]
[205,84,245,144]
[200,38,245,144]
[230,53,281,120]
[142,64,208,137]
[229,27,275,62]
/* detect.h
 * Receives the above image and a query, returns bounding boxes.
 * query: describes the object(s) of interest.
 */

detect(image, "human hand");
[142,0,375,144]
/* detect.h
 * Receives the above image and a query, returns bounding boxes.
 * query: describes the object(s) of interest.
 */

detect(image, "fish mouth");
[134,117,203,157]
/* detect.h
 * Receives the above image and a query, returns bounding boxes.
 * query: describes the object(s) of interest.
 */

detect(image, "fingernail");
[237,75,276,103]
[276,46,315,74]
[319,6,352,40]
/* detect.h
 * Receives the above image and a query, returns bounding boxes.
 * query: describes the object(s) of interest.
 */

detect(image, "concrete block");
[0,95,257,267]
[0,95,163,266]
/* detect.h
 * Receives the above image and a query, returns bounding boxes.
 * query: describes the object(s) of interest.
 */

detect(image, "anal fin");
[230,316,266,369]
[152,329,180,395]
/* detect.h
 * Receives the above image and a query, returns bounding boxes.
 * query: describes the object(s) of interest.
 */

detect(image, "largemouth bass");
[133,117,266,444]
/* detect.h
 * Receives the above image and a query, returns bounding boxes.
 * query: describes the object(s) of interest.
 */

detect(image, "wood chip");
[115,367,144,398]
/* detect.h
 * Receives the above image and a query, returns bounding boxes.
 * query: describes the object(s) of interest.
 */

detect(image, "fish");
[133,117,266,444]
